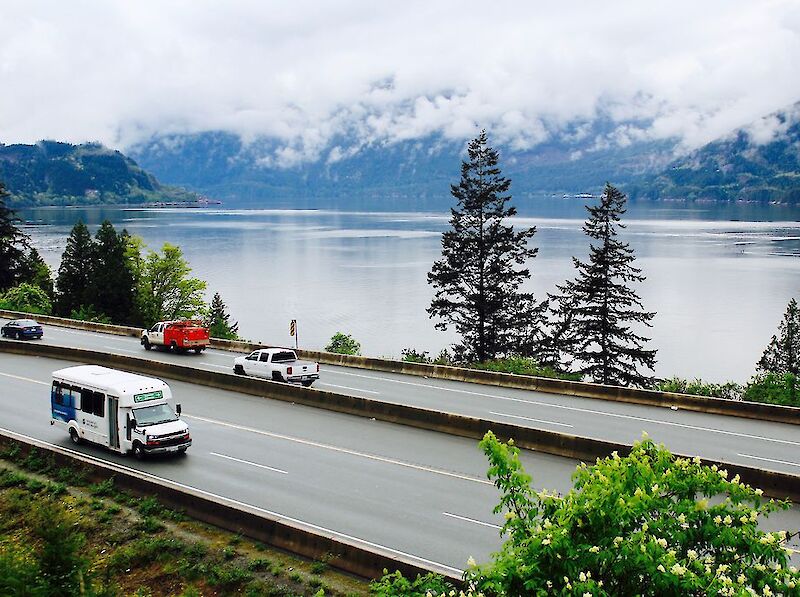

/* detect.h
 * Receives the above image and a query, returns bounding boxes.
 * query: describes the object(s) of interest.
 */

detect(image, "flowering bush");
[373,433,800,596]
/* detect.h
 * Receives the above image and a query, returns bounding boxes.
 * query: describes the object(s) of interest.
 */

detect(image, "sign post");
[289,319,298,349]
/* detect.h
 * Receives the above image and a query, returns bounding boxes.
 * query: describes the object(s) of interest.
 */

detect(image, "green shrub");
[137,496,163,517]
[371,570,454,596]
[69,305,112,324]
[109,537,186,571]
[88,477,116,497]
[0,543,46,597]
[0,469,28,488]
[468,356,582,381]
[324,331,361,355]
[135,517,165,533]
[656,376,743,400]
[744,372,800,406]
[400,348,431,363]
[207,563,252,589]
[373,432,800,596]
[0,283,52,315]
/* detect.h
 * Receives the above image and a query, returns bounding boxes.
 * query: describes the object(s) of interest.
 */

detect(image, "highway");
[1,349,799,572]
[0,351,574,574]
[3,318,800,474]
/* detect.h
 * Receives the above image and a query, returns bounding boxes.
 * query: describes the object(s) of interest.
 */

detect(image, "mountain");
[0,141,198,207]
[628,104,800,204]
[128,123,675,208]
[7,103,798,208]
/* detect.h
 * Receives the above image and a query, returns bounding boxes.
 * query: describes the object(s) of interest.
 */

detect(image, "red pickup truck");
[141,320,210,353]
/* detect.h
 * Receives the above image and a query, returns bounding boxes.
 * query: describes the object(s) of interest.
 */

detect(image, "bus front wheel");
[69,428,82,445]
[133,442,146,460]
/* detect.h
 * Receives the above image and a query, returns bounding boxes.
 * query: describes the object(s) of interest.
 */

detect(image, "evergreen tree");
[535,292,579,373]
[553,183,656,387]
[427,130,539,362]
[205,292,239,339]
[0,181,28,291]
[54,221,94,316]
[88,220,135,323]
[20,248,54,298]
[757,298,800,376]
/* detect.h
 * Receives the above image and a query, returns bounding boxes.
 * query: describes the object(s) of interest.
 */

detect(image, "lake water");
[17,199,800,383]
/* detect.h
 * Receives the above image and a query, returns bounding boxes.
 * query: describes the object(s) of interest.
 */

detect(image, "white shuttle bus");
[51,365,191,459]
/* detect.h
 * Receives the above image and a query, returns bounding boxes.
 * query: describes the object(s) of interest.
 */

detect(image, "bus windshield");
[133,403,178,426]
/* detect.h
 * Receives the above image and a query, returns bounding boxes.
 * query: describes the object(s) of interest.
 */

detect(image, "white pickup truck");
[233,348,320,387]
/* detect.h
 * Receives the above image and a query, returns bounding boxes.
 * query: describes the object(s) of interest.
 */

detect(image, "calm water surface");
[17,200,800,382]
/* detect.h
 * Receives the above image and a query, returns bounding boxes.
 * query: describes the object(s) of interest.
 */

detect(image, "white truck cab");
[233,348,320,386]
[51,365,191,459]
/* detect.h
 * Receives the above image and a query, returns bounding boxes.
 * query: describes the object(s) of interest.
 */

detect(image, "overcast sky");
[1,0,799,165]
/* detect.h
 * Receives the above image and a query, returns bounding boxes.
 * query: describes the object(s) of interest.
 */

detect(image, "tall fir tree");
[552,183,656,387]
[757,298,800,376]
[427,130,539,362]
[535,292,579,373]
[54,221,94,316]
[205,292,239,340]
[89,220,135,323]
[0,181,28,291]
[20,248,54,298]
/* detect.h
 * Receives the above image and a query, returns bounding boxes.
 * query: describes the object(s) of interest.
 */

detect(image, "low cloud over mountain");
[2,1,800,168]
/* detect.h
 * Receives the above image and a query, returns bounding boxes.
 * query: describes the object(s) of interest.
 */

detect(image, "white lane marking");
[0,372,49,386]
[103,346,140,355]
[0,427,462,577]
[210,452,288,474]
[318,382,380,395]
[737,453,800,469]
[185,414,492,486]
[327,369,800,447]
[443,512,502,530]
[201,362,232,370]
[489,411,573,428]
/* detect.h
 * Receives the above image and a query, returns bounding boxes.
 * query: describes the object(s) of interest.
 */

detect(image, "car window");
[150,324,159,332]
[271,351,296,363]
[245,352,259,361]
[259,353,271,362]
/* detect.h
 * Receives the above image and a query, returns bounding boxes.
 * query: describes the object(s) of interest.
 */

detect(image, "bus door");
[79,388,107,445]
[108,397,120,450]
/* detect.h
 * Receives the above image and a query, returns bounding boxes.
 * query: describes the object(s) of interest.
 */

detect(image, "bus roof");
[52,365,169,398]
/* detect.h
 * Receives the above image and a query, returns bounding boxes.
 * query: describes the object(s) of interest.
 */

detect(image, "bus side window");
[65,387,75,408]
[81,388,93,414]
[52,382,63,406]
[93,392,105,418]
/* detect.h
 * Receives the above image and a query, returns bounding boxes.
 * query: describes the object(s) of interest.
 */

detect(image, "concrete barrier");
[3,309,797,425]
[0,428,454,581]
[0,309,142,338]
[2,340,799,503]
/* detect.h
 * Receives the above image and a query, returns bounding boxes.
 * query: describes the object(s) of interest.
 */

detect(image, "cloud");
[1,0,799,164]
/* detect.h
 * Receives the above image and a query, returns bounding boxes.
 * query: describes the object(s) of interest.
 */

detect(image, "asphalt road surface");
[1,350,799,573]
[3,319,799,474]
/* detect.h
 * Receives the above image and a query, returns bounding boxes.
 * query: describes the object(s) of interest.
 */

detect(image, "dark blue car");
[1,319,44,340]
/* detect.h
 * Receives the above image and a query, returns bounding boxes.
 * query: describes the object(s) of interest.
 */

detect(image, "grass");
[0,448,370,597]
